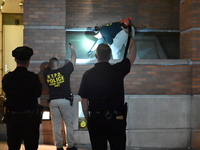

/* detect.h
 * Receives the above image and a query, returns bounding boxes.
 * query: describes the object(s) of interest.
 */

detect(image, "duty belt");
[11,110,31,114]
[90,110,124,120]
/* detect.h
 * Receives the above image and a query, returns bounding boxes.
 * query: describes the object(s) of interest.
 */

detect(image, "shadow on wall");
[38,62,49,96]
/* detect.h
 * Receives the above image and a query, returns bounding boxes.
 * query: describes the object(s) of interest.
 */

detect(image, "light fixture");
[42,106,51,120]
[0,0,5,11]
[19,1,23,6]
[42,111,51,120]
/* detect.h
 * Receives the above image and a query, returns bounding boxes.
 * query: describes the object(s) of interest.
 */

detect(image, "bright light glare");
[78,101,84,118]
[42,111,50,120]
[82,38,95,50]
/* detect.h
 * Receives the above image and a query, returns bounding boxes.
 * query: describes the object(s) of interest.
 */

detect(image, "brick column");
[180,0,200,60]
[23,0,67,61]
[180,1,200,94]
[23,0,67,144]
[180,1,200,149]
[23,0,67,90]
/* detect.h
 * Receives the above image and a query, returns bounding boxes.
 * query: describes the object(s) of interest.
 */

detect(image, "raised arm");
[69,43,76,66]
[121,25,136,66]
[127,36,136,66]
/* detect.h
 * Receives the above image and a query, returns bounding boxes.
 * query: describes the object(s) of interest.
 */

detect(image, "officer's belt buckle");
[11,110,30,114]
[105,110,112,119]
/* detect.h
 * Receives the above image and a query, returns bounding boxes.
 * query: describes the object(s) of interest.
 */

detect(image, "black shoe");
[57,148,64,150]
[67,146,78,150]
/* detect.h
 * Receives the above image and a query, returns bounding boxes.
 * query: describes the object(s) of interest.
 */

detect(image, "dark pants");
[6,113,40,150]
[87,113,127,150]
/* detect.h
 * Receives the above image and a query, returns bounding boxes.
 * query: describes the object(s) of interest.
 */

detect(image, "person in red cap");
[2,46,42,150]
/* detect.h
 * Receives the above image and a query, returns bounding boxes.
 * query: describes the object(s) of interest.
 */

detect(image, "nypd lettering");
[46,72,65,87]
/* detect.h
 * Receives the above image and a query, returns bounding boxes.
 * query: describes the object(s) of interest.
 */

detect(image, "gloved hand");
[87,50,93,58]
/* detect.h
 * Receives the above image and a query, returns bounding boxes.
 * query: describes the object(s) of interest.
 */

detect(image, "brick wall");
[66,0,179,29]
[24,0,67,60]
[24,0,194,97]
[70,64,192,95]
[24,0,66,26]
[180,1,200,60]
[180,0,200,31]
[30,61,193,96]
[24,29,66,60]
[192,64,200,95]
[179,0,200,97]
[180,31,200,60]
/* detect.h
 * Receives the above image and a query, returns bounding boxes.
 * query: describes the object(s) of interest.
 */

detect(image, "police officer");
[79,26,136,150]
[43,44,77,150]
[2,46,42,150]
[88,18,135,60]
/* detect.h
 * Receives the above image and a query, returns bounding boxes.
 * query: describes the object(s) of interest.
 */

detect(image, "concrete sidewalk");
[0,142,191,150]
[0,142,92,150]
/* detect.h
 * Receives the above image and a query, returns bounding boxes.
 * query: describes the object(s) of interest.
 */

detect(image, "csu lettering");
[46,72,65,87]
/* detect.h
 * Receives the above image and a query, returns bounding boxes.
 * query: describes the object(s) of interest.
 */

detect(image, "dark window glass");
[136,32,179,59]
[3,14,23,25]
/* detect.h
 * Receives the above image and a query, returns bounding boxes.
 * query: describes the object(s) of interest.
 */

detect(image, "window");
[66,28,179,63]
[3,13,23,25]
[135,31,179,59]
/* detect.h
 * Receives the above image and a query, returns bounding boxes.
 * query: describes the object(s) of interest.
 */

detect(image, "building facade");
[1,0,200,149]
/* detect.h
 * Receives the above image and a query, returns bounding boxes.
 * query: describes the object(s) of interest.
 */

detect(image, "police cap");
[12,46,33,60]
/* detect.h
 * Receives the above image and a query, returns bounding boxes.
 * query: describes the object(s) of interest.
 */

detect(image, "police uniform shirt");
[78,58,130,112]
[100,22,122,45]
[2,67,42,112]
[43,62,74,100]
